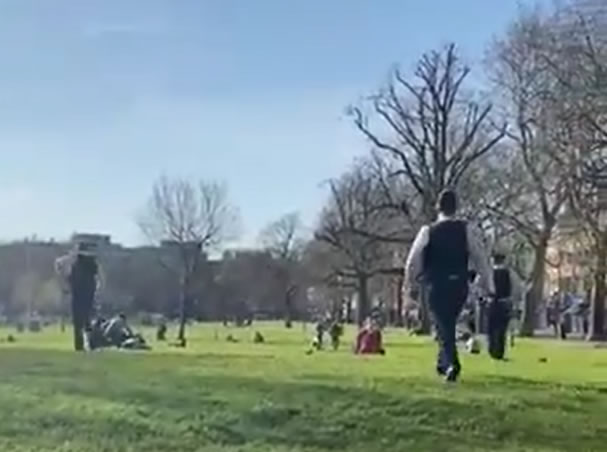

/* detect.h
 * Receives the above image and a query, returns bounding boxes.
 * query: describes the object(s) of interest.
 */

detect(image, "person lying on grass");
[104,313,135,346]
[88,314,150,350]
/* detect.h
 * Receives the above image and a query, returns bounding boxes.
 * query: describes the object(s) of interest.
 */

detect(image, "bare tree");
[545,1,607,339]
[138,175,238,345]
[486,7,576,336]
[315,160,406,325]
[489,0,607,339]
[259,213,306,327]
[348,45,505,331]
[350,44,507,223]
[302,239,358,322]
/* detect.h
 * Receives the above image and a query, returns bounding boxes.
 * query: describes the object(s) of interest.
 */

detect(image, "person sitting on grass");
[253,331,265,344]
[156,322,167,341]
[355,318,385,355]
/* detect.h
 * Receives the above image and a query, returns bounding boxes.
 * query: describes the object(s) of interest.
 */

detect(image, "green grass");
[1,323,607,451]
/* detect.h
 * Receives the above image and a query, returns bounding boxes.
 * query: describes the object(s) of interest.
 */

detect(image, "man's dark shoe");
[436,366,446,376]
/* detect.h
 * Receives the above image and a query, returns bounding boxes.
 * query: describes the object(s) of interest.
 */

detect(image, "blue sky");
[0,0,541,247]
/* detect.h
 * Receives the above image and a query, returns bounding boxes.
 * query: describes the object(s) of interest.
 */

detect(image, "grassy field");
[1,323,607,452]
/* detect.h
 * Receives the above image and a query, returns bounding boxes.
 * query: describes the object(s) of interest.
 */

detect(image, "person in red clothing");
[355,318,385,355]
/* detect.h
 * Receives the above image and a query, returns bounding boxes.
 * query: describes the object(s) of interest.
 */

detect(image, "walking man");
[55,242,104,351]
[405,190,494,382]
[488,252,523,359]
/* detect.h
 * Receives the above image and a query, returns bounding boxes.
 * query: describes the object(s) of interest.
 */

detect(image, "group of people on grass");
[55,243,148,351]
[312,316,385,355]
[312,189,523,372]
[55,189,523,375]
[545,291,590,339]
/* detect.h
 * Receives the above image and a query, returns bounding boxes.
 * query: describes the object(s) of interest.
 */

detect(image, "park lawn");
[1,324,607,452]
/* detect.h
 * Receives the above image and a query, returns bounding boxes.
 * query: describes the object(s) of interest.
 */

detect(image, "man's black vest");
[69,254,98,299]
[423,219,468,283]
[493,267,512,300]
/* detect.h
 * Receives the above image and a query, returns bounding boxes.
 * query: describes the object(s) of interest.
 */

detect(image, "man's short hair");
[75,242,98,256]
[437,190,457,216]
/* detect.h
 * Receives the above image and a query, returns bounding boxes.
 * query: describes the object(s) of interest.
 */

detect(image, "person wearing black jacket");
[55,242,104,351]
[488,253,523,360]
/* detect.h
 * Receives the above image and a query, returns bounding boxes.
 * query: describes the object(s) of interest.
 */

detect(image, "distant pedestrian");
[405,190,494,382]
[487,252,523,360]
[329,321,343,350]
[546,293,560,337]
[314,320,325,350]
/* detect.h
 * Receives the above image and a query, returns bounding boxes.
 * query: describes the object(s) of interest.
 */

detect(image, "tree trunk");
[356,275,370,326]
[60,316,66,333]
[520,239,548,337]
[177,281,188,345]
[589,234,607,341]
[395,274,404,327]
[345,297,353,324]
[284,287,294,328]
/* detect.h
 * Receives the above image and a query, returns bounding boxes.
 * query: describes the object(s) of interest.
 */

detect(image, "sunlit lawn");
[1,322,606,451]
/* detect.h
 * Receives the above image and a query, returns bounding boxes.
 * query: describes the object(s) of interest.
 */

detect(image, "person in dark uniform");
[405,190,494,382]
[487,253,520,360]
[55,242,104,351]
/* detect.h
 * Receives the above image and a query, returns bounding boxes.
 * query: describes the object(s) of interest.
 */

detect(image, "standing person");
[55,242,104,351]
[560,292,573,340]
[313,319,325,350]
[546,292,560,337]
[404,190,494,383]
[328,321,343,350]
[488,253,523,360]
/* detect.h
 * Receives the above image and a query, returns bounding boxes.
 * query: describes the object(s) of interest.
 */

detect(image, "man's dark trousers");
[71,291,94,351]
[487,300,511,360]
[427,276,468,375]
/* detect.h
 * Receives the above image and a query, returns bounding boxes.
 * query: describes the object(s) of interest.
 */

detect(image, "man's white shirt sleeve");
[404,225,430,289]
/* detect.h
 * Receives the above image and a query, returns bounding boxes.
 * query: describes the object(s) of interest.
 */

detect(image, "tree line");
[1,1,606,343]
[312,1,607,338]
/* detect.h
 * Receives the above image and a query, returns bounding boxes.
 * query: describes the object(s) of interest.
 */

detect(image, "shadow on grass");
[1,348,607,451]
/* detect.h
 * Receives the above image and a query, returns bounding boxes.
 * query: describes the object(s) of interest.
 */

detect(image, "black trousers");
[427,278,468,375]
[487,301,511,360]
[71,292,94,351]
